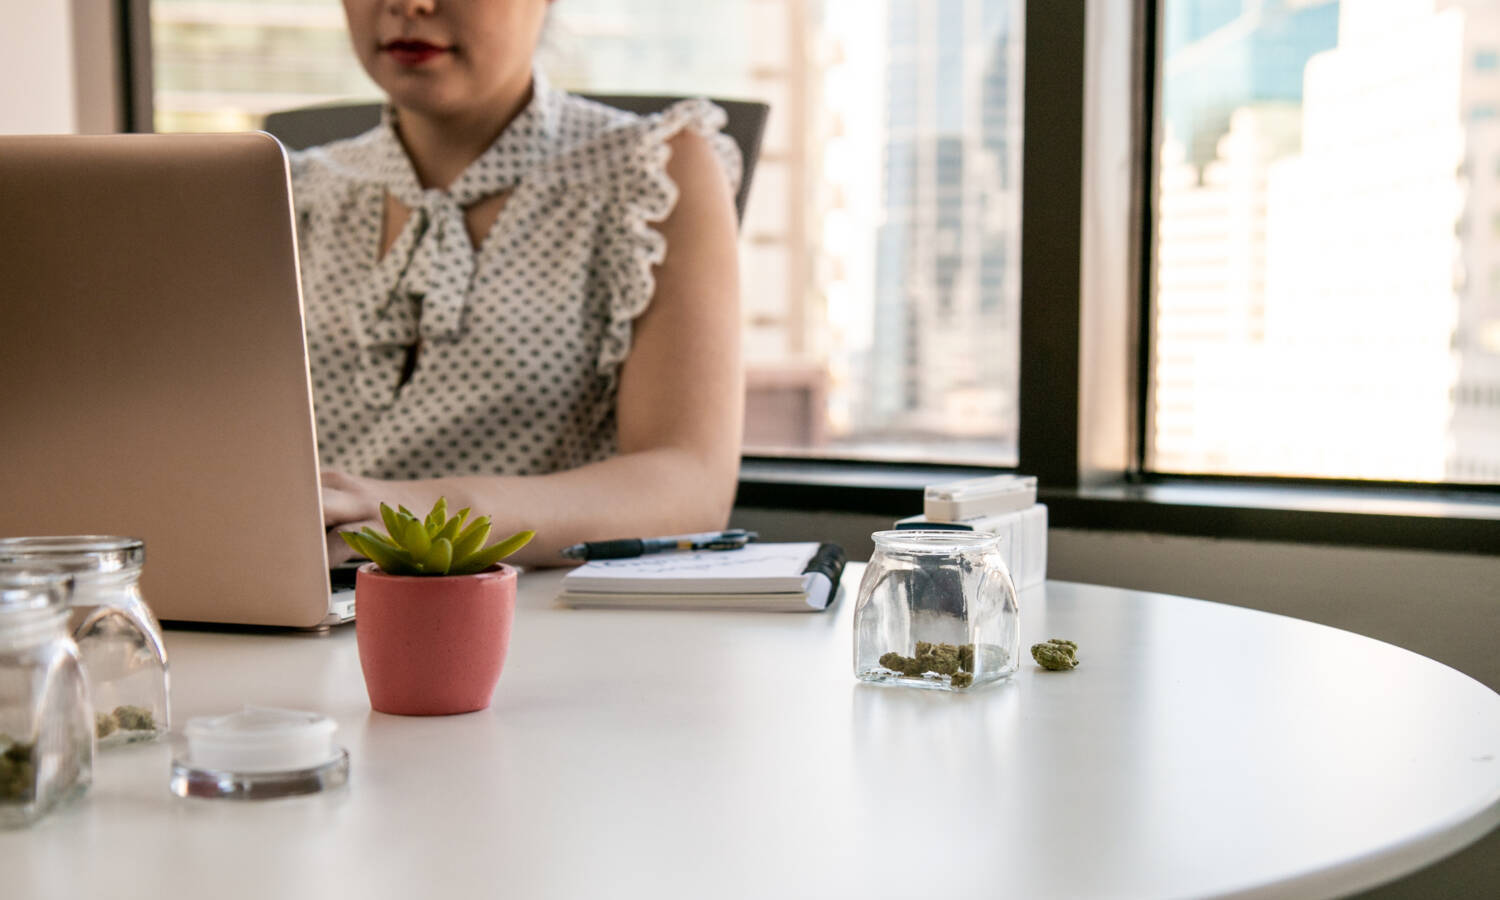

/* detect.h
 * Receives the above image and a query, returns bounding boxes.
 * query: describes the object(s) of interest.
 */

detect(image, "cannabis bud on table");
[1031,638,1079,670]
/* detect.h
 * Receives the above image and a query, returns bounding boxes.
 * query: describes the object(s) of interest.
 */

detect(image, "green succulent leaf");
[347,531,416,575]
[423,537,454,575]
[425,497,448,537]
[379,502,402,541]
[403,514,432,559]
[435,512,464,544]
[451,530,534,575]
[359,527,400,550]
[451,515,491,562]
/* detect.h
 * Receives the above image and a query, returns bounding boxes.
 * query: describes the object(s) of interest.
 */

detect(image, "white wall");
[1,2,78,133]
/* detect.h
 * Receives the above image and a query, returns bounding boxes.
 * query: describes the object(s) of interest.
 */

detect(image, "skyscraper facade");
[1153,0,1500,482]
[1163,0,1338,168]
[860,0,1023,459]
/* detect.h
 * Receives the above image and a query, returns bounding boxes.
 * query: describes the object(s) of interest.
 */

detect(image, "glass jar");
[0,565,93,827]
[0,537,169,745]
[853,530,1021,691]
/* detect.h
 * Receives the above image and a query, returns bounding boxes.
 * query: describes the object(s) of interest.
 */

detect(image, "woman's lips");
[381,40,451,67]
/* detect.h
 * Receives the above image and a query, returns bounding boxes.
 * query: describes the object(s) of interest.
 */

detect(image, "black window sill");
[735,458,1500,556]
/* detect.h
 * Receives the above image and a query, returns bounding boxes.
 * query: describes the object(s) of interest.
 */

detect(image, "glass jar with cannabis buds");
[0,564,93,828]
[0,537,168,746]
[853,530,1020,691]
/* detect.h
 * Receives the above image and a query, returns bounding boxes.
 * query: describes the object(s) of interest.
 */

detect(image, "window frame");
[121,0,1500,557]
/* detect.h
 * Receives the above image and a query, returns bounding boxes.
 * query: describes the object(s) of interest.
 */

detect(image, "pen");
[560,528,757,561]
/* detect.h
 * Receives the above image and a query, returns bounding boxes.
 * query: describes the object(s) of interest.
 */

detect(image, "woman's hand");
[321,470,408,565]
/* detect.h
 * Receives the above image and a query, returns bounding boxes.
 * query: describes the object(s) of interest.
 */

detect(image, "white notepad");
[561,542,825,594]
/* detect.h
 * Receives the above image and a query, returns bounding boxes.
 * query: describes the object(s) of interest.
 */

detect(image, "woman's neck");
[393,80,535,192]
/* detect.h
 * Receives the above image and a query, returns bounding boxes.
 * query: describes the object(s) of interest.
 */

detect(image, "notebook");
[557,542,847,612]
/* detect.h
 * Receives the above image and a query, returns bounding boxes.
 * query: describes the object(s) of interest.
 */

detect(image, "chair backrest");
[261,95,768,223]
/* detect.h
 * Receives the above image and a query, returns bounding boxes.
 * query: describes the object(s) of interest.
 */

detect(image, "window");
[133,0,1500,552]
[145,0,1025,467]
[1149,0,1500,485]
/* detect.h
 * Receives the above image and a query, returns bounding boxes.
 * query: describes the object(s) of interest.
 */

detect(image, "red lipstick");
[381,39,451,67]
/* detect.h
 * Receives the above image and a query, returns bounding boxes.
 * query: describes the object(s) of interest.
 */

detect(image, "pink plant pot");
[354,562,517,716]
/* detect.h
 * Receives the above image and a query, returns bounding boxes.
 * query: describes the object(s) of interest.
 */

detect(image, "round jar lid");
[183,706,340,773]
[171,707,349,801]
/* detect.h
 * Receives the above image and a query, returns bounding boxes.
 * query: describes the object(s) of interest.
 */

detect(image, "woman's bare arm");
[323,129,743,567]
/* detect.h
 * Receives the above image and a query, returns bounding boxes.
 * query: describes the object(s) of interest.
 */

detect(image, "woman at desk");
[296,0,743,567]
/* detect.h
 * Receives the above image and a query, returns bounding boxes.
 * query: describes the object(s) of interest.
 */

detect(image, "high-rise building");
[859,0,1022,459]
[1447,1,1500,481]
[1262,0,1496,480]
[1162,0,1338,169]
[1155,0,1500,482]
[1151,105,1300,473]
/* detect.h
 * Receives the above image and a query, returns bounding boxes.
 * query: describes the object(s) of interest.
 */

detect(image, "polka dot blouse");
[289,70,741,480]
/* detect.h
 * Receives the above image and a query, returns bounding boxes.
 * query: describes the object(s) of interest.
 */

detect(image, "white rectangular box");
[895,503,1048,590]
[923,474,1037,521]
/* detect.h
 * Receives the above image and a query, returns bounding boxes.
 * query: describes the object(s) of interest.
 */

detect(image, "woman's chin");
[383,87,476,121]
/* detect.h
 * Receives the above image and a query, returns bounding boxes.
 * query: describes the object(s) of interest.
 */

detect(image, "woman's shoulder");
[542,92,741,196]
[287,126,389,208]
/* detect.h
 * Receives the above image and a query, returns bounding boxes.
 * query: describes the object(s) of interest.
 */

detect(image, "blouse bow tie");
[363,167,522,356]
[362,186,482,352]
[349,72,554,407]
[350,141,525,408]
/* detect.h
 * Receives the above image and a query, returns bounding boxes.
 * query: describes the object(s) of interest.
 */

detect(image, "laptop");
[0,132,354,628]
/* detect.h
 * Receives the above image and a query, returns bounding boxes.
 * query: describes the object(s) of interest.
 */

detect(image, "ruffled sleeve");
[594,98,743,383]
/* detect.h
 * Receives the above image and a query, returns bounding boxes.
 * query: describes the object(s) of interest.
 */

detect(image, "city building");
[1151,105,1300,473]
[1162,0,1338,169]
[1154,0,1500,482]
[859,0,1023,461]
[1263,0,1497,480]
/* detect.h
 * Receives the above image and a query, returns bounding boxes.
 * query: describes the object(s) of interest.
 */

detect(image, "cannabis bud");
[0,739,36,803]
[340,497,533,577]
[1031,638,1079,670]
[878,641,977,686]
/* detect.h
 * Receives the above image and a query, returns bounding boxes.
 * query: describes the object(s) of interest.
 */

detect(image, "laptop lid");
[0,132,333,627]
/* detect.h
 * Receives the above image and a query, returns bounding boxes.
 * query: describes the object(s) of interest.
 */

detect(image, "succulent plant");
[340,497,533,576]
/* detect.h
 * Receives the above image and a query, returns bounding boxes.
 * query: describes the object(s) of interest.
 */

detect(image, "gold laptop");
[0,132,352,628]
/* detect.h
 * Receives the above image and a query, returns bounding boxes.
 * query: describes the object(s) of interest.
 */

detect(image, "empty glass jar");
[0,564,93,827]
[854,530,1021,691]
[0,537,169,745]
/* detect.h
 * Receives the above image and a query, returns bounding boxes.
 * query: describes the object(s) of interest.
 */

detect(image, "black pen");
[560,528,757,561]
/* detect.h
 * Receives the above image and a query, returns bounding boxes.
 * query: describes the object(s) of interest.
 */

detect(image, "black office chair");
[262,95,768,224]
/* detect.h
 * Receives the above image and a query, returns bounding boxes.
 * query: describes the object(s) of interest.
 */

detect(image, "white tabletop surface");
[4,567,1499,900]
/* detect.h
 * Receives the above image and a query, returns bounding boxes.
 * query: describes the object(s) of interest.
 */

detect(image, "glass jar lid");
[183,706,339,773]
[0,536,144,576]
[170,706,349,801]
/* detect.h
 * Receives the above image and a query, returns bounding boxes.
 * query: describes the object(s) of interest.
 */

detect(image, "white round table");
[5,567,1499,899]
